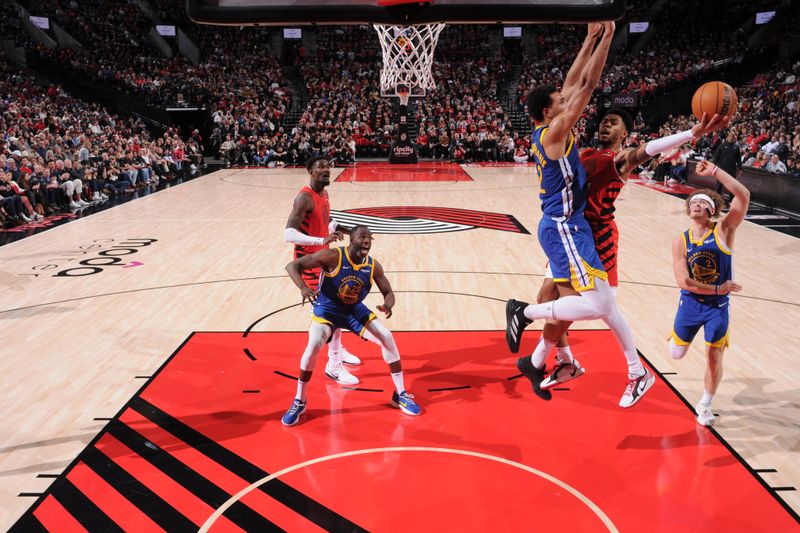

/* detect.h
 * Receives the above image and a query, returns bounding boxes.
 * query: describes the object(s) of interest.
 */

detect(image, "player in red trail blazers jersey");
[285,156,362,386]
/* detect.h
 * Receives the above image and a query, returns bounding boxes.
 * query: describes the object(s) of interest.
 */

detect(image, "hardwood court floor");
[1,163,798,529]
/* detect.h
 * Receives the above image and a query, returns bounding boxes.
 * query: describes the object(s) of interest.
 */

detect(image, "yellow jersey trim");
[539,126,548,144]
[671,330,691,346]
[706,331,730,348]
[565,132,575,157]
[358,313,378,338]
[369,257,375,286]
[312,315,334,327]
[324,247,343,278]
[689,227,713,246]
[344,247,371,271]
[713,226,732,255]
[570,260,608,292]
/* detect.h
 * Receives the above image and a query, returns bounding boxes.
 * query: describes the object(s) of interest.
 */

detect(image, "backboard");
[187,0,627,26]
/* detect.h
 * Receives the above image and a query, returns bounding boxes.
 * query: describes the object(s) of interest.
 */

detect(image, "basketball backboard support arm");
[186,1,627,26]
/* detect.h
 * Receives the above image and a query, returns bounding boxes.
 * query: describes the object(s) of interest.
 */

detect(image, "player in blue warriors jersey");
[670,160,749,427]
[505,21,632,399]
[281,225,421,426]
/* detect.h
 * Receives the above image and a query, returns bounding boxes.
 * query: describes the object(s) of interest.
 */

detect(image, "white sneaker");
[541,359,585,389]
[32,212,43,221]
[78,199,91,207]
[20,213,32,222]
[325,361,360,386]
[100,192,109,200]
[92,193,102,202]
[336,347,362,366]
[69,201,82,209]
[619,368,655,408]
[695,402,715,426]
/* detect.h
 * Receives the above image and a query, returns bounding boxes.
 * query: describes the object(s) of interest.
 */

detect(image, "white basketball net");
[374,23,446,96]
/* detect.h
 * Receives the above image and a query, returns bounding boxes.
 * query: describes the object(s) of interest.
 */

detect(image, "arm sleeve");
[284,227,324,246]
[645,130,694,157]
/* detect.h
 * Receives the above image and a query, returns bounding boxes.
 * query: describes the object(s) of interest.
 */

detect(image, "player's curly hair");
[526,84,557,122]
[686,189,728,219]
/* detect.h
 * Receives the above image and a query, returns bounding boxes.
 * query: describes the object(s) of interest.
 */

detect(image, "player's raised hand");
[300,286,318,305]
[587,22,603,39]
[691,113,731,138]
[695,159,716,176]
[602,21,615,37]
[377,303,393,319]
[322,231,344,245]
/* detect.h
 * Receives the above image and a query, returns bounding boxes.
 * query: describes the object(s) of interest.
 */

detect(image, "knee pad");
[669,338,689,359]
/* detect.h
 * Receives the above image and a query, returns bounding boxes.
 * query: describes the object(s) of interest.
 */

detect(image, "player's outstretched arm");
[286,249,339,304]
[372,260,396,318]
[544,22,614,158]
[696,160,750,244]
[616,113,730,176]
[561,23,603,101]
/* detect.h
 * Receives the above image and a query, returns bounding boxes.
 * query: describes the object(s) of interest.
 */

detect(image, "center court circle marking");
[199,446,618,532]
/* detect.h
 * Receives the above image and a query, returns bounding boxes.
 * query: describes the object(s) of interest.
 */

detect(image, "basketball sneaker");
[695,402,715,427]
[336,347,362,366]
[325,360,360,386]
[391,391,421,416]
[281,399,306,426]
[516,356,552,400]
[541,359,585,390]
[618,368,655,408]
[505,299,532,353]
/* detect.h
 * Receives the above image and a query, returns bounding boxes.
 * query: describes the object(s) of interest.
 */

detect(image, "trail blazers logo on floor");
[332,207,529,234]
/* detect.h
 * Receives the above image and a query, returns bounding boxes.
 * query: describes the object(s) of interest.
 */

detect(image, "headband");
[690,193,716,214]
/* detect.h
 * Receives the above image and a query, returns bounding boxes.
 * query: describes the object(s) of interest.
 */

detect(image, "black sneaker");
[505,299,533,353]
[516,356,552,401]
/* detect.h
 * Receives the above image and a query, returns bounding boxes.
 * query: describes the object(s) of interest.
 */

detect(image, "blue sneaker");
[391,391,421,416]
[281,399,306,426]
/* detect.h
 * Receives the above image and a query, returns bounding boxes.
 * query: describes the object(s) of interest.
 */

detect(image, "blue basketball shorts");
[312,300,376,338]
[672,294,730,348]
[538,214,608,291]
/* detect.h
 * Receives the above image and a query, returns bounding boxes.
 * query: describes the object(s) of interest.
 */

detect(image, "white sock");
[390,371,405,395]
[556,345,574,364]
[296,380,308,402]
[530,337,556,369]
[700,390,713,406]
[601,304,645,378]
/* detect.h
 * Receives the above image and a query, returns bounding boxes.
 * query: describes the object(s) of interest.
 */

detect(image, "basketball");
[691,81,738,121]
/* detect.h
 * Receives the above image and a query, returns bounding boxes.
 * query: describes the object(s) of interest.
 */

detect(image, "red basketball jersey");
[581,147,624,286]
[293,186,331,290]
[581,147,623,224]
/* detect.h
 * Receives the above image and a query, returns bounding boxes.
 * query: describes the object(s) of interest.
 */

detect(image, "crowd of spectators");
[0,57,202,228]
[649,60,800,181]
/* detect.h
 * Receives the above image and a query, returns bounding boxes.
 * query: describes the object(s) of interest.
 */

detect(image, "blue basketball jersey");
[530,124,588,219]
[680,224,733,305]
[318,247,374,307]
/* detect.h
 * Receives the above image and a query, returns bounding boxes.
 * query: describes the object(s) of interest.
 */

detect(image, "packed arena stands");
[2,0,799,232]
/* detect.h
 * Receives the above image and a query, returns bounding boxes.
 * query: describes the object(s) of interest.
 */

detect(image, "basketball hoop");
[374,23,445,97]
